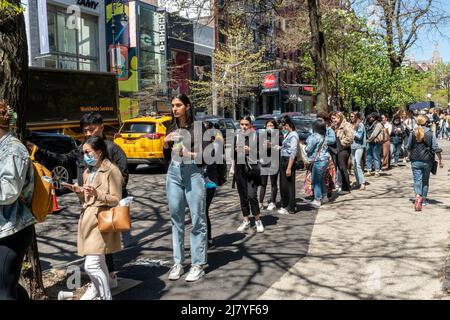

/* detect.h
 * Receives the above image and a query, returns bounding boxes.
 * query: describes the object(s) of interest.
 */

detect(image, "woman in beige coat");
[331,112,354,192]
[66,136,123,300]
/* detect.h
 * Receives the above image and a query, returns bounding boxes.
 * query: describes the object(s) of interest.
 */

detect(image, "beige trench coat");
[77,159,124,256]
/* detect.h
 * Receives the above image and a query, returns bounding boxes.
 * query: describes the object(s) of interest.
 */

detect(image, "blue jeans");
[312,160,328,201]
[366,142,381,172]
[166,161,207,265]
[411,161,432,198]
[351,148,365,185]
[390,142,402,165]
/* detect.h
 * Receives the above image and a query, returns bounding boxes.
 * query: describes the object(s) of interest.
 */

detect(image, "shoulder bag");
[98,206,131,232]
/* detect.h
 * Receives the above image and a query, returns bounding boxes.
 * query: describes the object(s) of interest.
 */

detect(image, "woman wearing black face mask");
[390,115,406,167]
[233,116,264,233]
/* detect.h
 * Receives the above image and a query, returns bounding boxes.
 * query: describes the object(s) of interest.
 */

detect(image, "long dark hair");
[166,94,195,134]
[313,118,327,136]
[279,115,296,130]
[84,136,109,161]
[240,115,253,124]
[265,119,278,129]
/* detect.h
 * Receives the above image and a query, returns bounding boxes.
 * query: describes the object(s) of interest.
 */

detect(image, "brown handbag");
[97,206,131,233]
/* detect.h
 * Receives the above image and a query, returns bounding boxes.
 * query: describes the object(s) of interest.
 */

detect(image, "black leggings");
[259,173,278,204]
[205,188,216,241]
[337,148,351,192]
[235,168,261,217]
[279,157,296,212]
[0,225,34,300]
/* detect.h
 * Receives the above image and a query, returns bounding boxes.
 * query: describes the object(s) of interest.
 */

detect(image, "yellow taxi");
[114,115,172,171]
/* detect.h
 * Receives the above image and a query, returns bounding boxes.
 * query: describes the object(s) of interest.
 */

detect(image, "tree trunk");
[307,0,329,113]
[0,1,47,299]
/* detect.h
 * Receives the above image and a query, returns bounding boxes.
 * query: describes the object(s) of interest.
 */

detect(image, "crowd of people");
[0,96,447,300]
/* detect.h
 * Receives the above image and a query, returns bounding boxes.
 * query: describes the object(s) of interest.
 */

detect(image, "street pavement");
[36,140,450,300]
[261,140,450,300]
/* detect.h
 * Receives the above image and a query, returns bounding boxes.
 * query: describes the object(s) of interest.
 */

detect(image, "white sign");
[37,0,49,54]
[129,1,137,48]
[159,13,166,54]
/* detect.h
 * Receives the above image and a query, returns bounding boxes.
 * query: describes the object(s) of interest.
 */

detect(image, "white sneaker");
[237,220,251,232]
[109,274,118,289]
[321,197,329,204]
[278,208,290,215]
[255,220,264,233]
[185,265,205,282]
[308,199,321,208]
[80,283,98,300]
[267,203,276,211]
[168,263,184,281]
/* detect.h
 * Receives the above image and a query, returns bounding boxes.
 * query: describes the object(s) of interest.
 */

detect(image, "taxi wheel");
[128,164,138,172]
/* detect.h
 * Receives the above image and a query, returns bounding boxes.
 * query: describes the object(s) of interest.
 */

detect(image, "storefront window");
[45,5,99,71]
[170,49,191,95]
[140,5,166,95]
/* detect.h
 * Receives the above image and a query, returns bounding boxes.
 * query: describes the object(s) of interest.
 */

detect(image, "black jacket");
[36,138,129,196]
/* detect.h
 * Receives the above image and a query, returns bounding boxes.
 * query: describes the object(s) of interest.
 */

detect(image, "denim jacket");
[351,123,366,150]
[326,127,336,146]
[281,131,299,160]
[305,133,329,162]
[0,133,35,239]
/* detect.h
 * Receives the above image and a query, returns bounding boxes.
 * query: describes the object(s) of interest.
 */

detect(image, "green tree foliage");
[0,0,23,14]
[322,9,423,113]
[189,18,268,114]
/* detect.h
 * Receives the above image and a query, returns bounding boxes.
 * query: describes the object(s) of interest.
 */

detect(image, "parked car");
[253,114,282,131]
[27,131,78,194]
[195,115,237,142]
[291,115,316,142]
[114,115,172,171]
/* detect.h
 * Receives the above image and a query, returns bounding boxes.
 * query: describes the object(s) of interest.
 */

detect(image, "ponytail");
[415,126,425,143]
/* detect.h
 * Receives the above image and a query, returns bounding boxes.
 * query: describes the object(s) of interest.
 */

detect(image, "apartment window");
[45,5,99,71]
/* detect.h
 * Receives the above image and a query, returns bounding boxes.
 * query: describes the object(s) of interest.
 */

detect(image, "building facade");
[24,0,107,72]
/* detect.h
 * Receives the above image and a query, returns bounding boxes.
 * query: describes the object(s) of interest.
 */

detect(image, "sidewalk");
[260,139,450,299]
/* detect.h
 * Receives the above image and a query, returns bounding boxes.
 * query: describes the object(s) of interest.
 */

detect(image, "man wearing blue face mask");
[26,112,128,296]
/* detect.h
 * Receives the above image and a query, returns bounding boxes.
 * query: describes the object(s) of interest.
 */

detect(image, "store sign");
[263,74,276,88]
[159,13,166,54]
[288,86,299,101]
[76,0,99,10]
[262,73,279,93]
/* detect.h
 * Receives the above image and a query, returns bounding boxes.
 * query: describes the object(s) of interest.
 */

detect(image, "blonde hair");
[414,115,428,143]
[331,111,345,124]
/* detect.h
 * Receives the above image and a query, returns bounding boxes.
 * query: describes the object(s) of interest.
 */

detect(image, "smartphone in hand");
[61,182,82,193]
